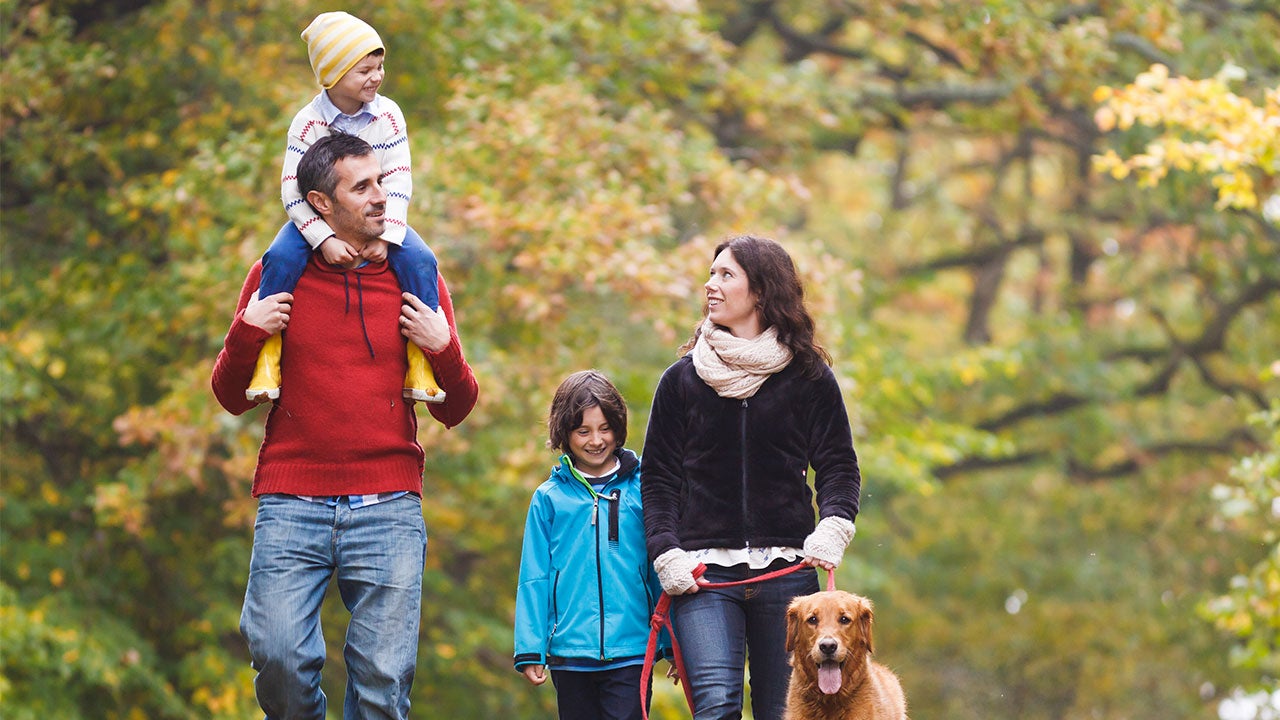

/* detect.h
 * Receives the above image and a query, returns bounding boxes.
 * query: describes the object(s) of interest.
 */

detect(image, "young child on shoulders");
[247,11,443,405]
[514,370,669,720]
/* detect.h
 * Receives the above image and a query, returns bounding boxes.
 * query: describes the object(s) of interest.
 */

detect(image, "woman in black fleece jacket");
[640,235,861,720]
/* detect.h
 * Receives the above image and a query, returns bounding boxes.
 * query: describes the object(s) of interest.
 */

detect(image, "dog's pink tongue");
[818,661,842,694]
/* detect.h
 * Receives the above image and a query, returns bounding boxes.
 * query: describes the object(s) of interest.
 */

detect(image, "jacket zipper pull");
[592,495,598,526]
[608,490,620,546]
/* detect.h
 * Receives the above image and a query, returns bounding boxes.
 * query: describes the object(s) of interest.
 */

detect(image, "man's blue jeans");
[669,561,818,720]
[239,494,427,720]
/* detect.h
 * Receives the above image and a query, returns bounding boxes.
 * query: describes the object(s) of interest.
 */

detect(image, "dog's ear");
[858,605,875,656]
[785,601,804,654]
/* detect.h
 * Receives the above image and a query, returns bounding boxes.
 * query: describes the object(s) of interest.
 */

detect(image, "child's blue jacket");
[513,448,668,669]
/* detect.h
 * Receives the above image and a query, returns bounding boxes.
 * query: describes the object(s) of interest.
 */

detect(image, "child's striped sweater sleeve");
[281,105,336,249]
[363,96,412,247]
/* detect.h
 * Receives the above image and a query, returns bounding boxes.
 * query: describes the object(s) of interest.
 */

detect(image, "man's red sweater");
[211,256,478,497]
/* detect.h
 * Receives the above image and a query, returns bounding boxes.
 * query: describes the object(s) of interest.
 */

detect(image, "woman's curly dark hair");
[680,235,832,378]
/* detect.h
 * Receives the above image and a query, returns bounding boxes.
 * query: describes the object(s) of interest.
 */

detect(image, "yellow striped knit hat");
[301,12,384,89]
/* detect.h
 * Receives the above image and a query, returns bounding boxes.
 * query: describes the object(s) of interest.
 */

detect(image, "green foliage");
[1201,405,1280,682]
[855,458,1246,718]
[0,582,193,719]
[1096,52,1280,702]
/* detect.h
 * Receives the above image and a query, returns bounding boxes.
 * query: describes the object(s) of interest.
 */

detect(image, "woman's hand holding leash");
[802,516,856,571]
[654,548,701,595]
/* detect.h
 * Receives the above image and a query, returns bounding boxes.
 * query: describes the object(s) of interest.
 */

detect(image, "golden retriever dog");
[784,590,907,720]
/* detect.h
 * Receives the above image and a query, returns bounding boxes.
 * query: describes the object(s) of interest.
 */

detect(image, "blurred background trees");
[2,0,1276,717]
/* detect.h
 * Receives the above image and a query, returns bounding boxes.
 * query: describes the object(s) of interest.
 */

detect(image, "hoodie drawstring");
[355,274,375,359]
[341,271,377,359]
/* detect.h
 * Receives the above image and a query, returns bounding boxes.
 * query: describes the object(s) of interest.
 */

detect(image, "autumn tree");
[1095,59,1280,697]
[691,1,1279,716]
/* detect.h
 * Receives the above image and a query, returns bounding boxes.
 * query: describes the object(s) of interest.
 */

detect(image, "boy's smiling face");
[329,51,384,115]
[568,405,617,477]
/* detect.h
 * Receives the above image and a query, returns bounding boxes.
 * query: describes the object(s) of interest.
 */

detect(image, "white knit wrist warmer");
[802,516,857,567]
[654,548,700,595]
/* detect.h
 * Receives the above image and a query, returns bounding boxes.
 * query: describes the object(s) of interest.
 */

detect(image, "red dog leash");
[640,562,836,720]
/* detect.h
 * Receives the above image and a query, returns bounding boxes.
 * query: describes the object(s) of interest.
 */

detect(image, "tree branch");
[1183,0,1280,26]
[1110,274,1280,363]
[1189,353,1270,409]
[933,451,1048,480]
[903,29,967,70]
[1064,428,1258,482]
[881,82,1015,109]
[1229,207,1280,244]
[934,427,1257,482]
[717,0,774,45]
[1051,4,1101,25]
[976,392,1088,432]
[1109,32,1179,71]
[980,273,1278,432]
[762,6,909,79]
[901,226,1045,275]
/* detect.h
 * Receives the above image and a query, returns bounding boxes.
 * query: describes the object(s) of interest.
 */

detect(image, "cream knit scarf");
[691,318,793,399]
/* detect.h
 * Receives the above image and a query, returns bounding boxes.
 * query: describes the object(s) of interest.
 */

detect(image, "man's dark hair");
[547,370,628,455]
[297,133,376,200]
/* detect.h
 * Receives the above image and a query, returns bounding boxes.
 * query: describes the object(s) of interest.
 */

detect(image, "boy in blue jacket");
[514,370,668,720]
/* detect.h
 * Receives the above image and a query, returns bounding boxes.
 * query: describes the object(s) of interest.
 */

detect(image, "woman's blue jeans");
[239,493,427,720]
[669,561,818,720]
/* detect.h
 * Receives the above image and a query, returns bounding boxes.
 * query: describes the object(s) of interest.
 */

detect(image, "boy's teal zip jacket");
[514,448,668,669]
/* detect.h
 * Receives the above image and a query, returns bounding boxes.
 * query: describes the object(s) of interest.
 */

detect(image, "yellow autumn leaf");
[1094,105,1116,132]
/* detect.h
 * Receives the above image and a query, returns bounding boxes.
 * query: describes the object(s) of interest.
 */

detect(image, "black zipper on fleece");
[740,398,750,545]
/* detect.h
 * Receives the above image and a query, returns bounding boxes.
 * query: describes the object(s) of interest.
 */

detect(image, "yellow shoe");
[404,343,446,404]
[246,333,282,403]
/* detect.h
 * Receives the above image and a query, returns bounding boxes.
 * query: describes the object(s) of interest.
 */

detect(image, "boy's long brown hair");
[680,235,832,378]
[546,370,628,455]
